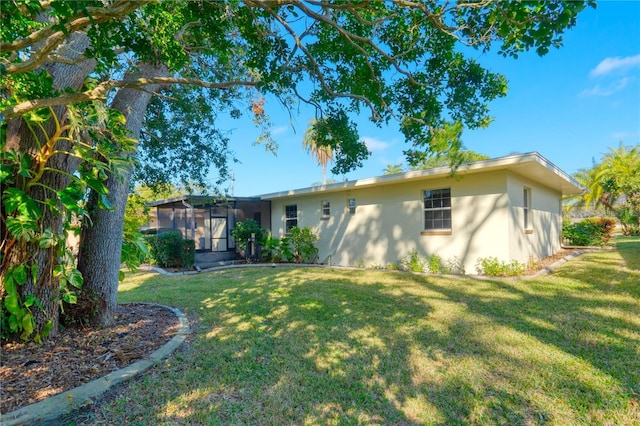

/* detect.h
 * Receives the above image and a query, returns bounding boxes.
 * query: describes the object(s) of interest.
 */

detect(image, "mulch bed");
[0,303,180,414]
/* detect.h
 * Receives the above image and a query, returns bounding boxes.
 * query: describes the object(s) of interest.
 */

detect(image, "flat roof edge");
[260,152,584,199]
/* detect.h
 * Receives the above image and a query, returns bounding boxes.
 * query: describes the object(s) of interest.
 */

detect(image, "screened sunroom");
[146,196,271,253]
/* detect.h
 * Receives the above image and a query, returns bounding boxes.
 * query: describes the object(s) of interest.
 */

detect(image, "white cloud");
[589,54,640,77]
[361,136,391,152]
[579,78,630,97]
[271,125,289,136]
[610,130,640,141]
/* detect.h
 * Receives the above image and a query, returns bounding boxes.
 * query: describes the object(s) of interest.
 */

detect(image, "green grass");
[87,237,639,425]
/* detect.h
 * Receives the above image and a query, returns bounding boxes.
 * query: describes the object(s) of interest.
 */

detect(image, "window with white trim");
[423,188,451,231]
[285,204,298,232]
[321,200,330,219]
[524,187,532,232]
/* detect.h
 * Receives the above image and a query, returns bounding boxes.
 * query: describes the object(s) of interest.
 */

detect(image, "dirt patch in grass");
[527,248,582,274]
[0,303,180,414]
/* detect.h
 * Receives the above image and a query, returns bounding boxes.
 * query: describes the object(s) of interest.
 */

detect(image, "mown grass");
[85,236,639,425]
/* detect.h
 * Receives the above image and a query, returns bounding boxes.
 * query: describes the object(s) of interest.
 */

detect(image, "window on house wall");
[348,198,356,214]
[524,187,532,233]
[423,188,451,233]
[285,204,298,232]
[321,200,330,219]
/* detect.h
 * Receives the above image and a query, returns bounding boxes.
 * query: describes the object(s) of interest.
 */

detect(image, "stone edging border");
[0,303,190,426]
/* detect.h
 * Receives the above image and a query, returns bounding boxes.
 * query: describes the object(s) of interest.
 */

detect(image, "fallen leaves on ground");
[0,303,180,414]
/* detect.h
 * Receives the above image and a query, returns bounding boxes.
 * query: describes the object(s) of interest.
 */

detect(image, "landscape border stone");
[0,304,190,426]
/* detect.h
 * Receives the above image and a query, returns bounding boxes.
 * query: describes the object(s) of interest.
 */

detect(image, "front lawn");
[86,237,639,425]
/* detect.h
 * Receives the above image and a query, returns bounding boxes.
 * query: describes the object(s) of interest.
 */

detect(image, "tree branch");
[1,1,150,75]
[3,77,258,119]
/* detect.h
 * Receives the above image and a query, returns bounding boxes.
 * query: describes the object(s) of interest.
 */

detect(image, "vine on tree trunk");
[1,104,134,342]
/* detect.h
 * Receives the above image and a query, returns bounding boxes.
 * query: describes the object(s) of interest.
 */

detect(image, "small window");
[423,188,451,232]
[285,204,298,232]
[348,198,356,215]
[321,200,330,219]
[524,187,532,233]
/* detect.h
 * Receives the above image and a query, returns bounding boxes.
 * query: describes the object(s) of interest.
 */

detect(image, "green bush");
[259,228,319,263]
[287,227,319,263]
[428,254,443,274]
[261,235,283,262]
[181,239,195,268]
[617,206,640,236]
[562,217,616,246]
[398,249,425,272]
[145,231,195,268]
[231,219,268,252]
[475,257,525,277]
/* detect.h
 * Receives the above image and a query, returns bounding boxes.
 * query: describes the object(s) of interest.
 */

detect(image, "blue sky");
[219,1,640,197]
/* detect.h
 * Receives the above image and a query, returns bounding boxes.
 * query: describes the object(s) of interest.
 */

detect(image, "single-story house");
[149,152,583,272]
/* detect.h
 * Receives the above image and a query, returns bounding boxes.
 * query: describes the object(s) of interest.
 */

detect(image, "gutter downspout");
[181,199,195,241]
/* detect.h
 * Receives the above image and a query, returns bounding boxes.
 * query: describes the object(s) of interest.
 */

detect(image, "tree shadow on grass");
[89,261,640,425]
[398,248,640,422]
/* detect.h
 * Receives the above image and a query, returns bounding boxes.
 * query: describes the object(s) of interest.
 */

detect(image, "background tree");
[383,164,405,175]
[2,0,594,341]
[303,119,335,185]
[574,143,640,235]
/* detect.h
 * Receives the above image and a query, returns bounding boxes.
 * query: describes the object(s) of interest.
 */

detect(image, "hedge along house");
[261,152,584,273]
[146,196,271,264]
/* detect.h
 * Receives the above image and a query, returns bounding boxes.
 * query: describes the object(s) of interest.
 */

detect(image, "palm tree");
[303,119,334,185]
[383,163,404,175]
[572,143,640,234]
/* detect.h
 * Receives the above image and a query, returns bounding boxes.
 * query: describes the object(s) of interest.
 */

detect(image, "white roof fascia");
[259,152,585,200]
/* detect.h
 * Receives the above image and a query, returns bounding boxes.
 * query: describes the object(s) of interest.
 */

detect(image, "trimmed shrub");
[181,239,195,268]
[562,217,616,246]
[145,231,195,268]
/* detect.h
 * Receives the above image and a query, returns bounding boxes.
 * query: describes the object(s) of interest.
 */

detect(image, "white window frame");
[422,188,452,235]
[285,204,298,233]
[321,200,330,219]
[524,187,533,233]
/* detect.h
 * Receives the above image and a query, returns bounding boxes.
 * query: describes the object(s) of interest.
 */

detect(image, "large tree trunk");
[1,33,96,339]
[76,62,169,326]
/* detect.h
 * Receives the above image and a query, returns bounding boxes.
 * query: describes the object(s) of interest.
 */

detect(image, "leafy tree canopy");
[571,143,640,235]
[2,0,595,176]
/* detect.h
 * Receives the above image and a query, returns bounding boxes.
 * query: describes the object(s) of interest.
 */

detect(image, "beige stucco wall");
[506,172,563,266]
[269,170,523,273]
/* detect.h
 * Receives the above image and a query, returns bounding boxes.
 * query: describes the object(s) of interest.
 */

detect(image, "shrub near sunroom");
[231,219,269,253]
[145,231,195,268]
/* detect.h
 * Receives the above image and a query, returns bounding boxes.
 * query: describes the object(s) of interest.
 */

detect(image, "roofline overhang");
[259,152,585,200]
[146,195,262,208]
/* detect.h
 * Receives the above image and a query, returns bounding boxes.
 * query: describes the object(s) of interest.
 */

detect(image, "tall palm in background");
[303,119,334,185]
[383,163,405,175]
